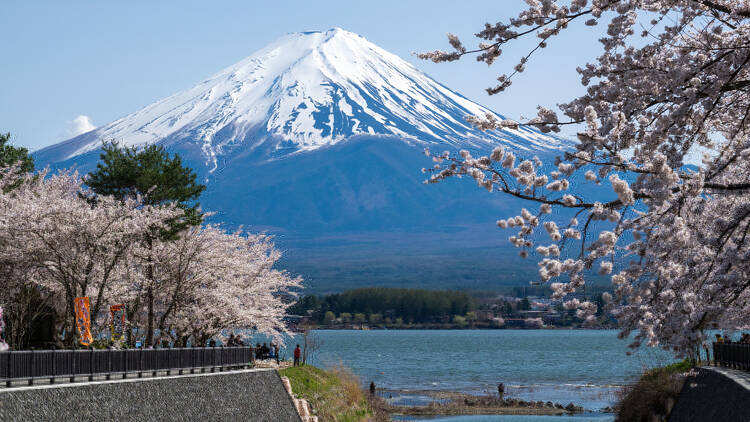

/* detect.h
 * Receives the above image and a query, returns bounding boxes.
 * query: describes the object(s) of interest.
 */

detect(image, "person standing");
[497,383,505,401]
[273,343,280,364]
[293,344,301,366]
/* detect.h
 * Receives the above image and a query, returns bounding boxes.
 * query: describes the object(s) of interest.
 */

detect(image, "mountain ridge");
[33,28,574,292]
[35,28,565,174]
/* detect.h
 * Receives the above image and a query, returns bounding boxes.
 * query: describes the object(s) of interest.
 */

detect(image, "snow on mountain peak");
[48,28,565,171]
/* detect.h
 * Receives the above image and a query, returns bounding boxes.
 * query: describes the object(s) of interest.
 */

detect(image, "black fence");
[0,346,255,387]
[714,342,750,370]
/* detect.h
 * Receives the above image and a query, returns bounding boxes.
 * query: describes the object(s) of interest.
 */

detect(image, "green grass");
[280,365,373,422]
[643,359,696,379]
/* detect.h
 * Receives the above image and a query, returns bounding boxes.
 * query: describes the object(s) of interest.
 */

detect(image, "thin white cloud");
[66,115,96,138]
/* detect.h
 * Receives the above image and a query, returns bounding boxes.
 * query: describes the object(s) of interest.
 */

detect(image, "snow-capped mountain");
[36,28,563,173]
[34,28,571,292]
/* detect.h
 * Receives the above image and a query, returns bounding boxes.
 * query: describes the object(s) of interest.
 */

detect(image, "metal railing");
[0,346,255,387]
[713,342,750,371]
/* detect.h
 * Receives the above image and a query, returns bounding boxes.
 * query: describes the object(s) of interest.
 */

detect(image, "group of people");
[206,335,304,366]
[714,333,750,344]
[254,342,280,361]
[226,333,246,346]
[207,334,247,347]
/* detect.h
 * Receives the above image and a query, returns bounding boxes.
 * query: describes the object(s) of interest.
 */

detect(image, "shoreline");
[373,388,592,417]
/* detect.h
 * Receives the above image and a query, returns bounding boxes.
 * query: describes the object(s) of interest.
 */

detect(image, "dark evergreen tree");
[0,132,34,172]
[87,141,205,231]
[519,297,531,311]
[292,288,476,324]
[0,132,35,192]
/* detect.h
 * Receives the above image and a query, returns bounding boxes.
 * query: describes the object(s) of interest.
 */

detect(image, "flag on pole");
[74,297,93,346]
[110,304,125,342]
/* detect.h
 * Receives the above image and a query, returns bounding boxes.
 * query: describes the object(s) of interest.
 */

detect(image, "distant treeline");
[289,287,475,324]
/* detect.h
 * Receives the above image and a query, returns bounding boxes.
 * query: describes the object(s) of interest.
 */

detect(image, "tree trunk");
[66,294,77,349]
[145,285,154,347]
[145,236,155,347]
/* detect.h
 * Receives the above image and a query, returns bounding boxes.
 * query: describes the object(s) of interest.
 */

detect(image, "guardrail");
[0,346,255,387]
[713,342,750,370]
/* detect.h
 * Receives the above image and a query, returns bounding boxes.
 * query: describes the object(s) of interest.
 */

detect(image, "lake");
[291,329,676,421]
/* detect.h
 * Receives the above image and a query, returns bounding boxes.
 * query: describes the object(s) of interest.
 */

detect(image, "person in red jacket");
[293,344,301,366]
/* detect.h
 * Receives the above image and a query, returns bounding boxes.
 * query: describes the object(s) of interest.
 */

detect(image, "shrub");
[615,360,693,422]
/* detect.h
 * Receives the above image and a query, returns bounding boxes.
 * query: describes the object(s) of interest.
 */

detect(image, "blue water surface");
[294,329,675,411]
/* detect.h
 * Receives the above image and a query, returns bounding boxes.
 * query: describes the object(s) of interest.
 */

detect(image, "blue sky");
[1,1,605,151]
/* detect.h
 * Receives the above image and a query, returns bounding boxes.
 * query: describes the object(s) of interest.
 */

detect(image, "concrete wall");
[0,369,301,422]
[669,367,750,421]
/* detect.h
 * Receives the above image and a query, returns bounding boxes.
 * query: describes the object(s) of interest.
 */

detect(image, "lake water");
[291,329,676,420]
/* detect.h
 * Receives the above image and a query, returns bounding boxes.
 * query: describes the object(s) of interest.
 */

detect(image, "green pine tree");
[0,132,35,191]
[87,141,205,232]
[0,132,34,170]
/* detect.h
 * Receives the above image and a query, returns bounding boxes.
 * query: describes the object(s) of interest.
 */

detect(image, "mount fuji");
[34,28,570,292]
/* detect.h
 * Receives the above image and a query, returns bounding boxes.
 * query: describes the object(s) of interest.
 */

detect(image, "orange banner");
[74,297,93,346]
[110,304,125,342]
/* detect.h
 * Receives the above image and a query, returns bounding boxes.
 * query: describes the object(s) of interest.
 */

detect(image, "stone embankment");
[0,368,301,422]
[668,367,750,421]
[280,375,318,422]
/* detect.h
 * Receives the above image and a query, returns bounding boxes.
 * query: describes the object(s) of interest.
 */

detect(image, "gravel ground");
[0,369,301,422]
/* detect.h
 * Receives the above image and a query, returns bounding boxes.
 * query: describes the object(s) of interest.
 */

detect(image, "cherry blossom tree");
[420,0,750,356]
[150,225,302,346]
[0,168,181,347]
[0,164,301,348]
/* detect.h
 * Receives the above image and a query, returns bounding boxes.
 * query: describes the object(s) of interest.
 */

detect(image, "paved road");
[669,366,750,422]
[0,368,301,422]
